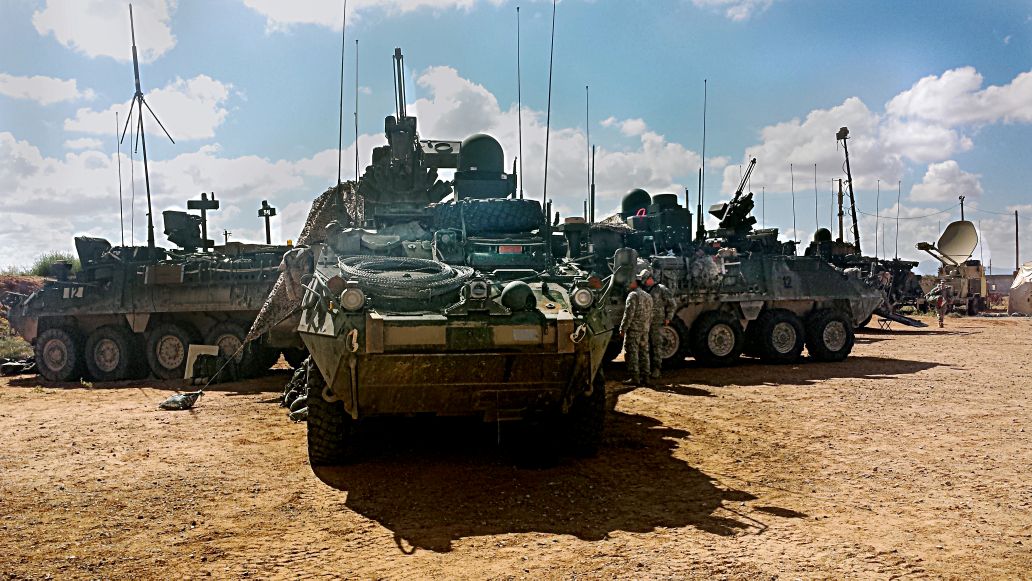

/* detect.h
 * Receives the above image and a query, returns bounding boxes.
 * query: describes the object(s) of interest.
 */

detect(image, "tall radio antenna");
[354,38,359,183]
[541,0,557,211]
[115,111,125,246]
[697,79,708,240]
[337,0,348,187]
[585,84,590,214]
[516,6,524,199]
[119,3,174,253]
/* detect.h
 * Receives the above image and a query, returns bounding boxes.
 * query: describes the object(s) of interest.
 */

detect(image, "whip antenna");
[337,0,348,187]
[119,3,174,254]
[697,79,708,240]
[585,84,590,214]
[813,163,819,231]
[115,111,125,246]
[516,6,524,199]
[790,163,797,241]
[895,180,902,259]
[541,0,556,211]
[354,38,359,183]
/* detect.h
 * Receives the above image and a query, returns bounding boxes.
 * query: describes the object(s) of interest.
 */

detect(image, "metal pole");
[541,0,557,212]
[1017,210,1021,274]
[837,178,844,243]
[959,195,965,221]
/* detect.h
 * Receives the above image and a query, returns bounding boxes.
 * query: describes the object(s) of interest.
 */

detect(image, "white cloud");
[0,73,95,105]
[691,0,774,21]
[32,0,177,63]
[65,75,232,141]
[602,116,648,137]
[886,66,1032,127]
[242,0,504,31]
[909,160,983,203]
[64,137,104,150]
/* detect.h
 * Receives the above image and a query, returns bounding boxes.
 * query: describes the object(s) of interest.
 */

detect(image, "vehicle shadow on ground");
[3,370,292,393]
[648,356,941,389]
[313,411,786,553]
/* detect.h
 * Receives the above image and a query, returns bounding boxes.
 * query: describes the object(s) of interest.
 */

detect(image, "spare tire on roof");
[430,198,544,235]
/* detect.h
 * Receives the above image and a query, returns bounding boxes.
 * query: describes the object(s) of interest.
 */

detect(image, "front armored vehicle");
[294,49,612,465]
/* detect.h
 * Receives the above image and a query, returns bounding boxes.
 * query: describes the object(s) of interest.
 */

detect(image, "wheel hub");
[770,321,797,354]
[93,338,121,373]
[707,324,735,357]
[42,338,67,370]
[214,334,244,363]
[822,321,847,352]
[658,325,679,360]
[156,335,185,370]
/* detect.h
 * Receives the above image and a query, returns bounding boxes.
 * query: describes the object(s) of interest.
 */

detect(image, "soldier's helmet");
[637,268,653,281]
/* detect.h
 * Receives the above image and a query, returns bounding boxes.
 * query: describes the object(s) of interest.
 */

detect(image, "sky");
[2,0,1032,274]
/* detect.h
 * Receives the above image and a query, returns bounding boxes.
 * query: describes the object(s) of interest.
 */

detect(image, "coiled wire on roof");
[336,256,474,300]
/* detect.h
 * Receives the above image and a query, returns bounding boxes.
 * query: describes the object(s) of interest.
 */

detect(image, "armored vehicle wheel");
[432,198,544,234]
[689,311,744,367]
[282,348,308,369]
[750,309,805,364]
[35,327,84,382]
[146,323,196,379]
[205,322,263,378]
[660,318,691,368]
[85,326,136,381]
[805,309,855,362]
[564,372,606,457]
[307,389,357,466]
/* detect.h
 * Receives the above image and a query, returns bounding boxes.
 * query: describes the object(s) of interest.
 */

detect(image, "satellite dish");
[936,220,978,265]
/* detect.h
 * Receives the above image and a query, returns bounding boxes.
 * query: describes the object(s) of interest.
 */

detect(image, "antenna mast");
[119,3,174,253]
[354,38,359,183]
[337,0,348,187]
[516,6,524,199]
[697,79,708,241]
[115,112,125,246]
[835,126,861,254]
[585,84,590,215]
[541,0,557,212]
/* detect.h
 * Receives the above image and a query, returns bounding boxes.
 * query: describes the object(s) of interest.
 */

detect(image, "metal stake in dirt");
[259,200,277,244]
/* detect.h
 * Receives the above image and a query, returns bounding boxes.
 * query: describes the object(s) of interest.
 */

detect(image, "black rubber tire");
[35,327,84,382]
[307,388,357,467]
[805,309,855,362]
[146,322,197,380]
[431,198,544,235]
[205,321,262,379]
[688,311,744,367]
[282,348,309,369]
[563,372,607,457]
[84,326,136,382]
[662,317,692,369]
[750,309,805,364]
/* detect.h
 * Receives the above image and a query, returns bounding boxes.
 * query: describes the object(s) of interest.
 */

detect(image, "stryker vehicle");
[5,201,297,382]
[916,219,988,315]
[803,126,926,326]
[585,158,883,367]
[294,49,612,465]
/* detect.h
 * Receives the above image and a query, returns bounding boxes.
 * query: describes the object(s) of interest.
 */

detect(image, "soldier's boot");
[621,377,638,387]
[650,369,661,379]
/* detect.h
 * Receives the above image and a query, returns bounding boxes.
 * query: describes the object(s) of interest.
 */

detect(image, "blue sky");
[2,0,1031,273]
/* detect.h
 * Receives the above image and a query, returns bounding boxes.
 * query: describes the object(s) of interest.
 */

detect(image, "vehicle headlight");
[469,279,489,300]
[340,287,365,311]
[572,287,594,309]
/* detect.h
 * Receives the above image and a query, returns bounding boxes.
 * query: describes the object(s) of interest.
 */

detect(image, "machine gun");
[707,158,758,238]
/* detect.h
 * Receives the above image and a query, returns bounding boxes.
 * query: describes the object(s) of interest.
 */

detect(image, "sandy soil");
[1,316,1030,580]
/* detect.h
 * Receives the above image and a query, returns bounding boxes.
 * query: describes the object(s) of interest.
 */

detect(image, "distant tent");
[1009,262,1032,315]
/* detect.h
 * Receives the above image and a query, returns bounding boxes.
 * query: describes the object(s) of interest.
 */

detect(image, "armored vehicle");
[586,159,882,367]
[293,49,612,465]
[5,202,295,382]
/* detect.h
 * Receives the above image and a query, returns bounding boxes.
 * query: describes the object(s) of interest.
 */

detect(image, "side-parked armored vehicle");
[585,159,882,367]
[5,204,295,382]
[292,49,613,465]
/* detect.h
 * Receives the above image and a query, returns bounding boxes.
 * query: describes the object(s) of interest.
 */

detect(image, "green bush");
[0,317,32,360]
[27,252,80,277]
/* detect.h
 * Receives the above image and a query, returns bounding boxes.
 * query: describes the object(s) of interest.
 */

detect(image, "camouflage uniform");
[620,286,653,383]
[646,282,678,377]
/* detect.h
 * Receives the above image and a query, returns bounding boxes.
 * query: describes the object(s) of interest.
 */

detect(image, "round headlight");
[340,287,365,311]
[469,279,489,300]
[572,287,594,309]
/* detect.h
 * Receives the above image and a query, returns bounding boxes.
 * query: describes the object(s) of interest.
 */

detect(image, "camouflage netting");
[246,182,363,342]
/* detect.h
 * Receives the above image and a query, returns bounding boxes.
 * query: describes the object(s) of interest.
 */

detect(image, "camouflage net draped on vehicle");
[246,182,362,342]
[336,256,474,300]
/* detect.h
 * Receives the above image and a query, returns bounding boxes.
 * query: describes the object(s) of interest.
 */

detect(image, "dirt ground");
[1,316,1030,580]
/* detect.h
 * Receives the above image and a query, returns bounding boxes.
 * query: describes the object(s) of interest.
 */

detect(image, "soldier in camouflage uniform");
[620,270,654,386]
[642,270,677,379]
